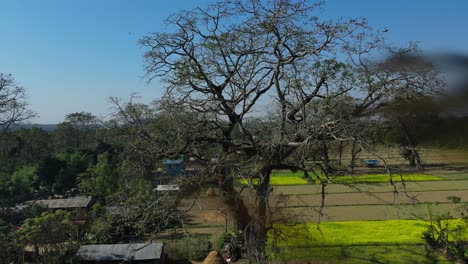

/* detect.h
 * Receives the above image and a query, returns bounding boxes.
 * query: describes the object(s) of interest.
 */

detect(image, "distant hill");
[7,123,58,131]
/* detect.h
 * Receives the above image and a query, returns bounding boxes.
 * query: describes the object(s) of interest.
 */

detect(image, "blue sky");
[1,0,467,123]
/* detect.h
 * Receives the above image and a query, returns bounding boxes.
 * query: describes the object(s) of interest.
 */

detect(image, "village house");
[33,196,94,223]
[154,157,200,185]
[76,243,166,264]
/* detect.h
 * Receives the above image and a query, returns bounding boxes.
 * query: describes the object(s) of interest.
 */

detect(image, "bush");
[423,198,468,262]
[167,236,212,261]
[216,228,244,261]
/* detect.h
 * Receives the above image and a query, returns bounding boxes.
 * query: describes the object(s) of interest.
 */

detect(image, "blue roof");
[164,159,184,165]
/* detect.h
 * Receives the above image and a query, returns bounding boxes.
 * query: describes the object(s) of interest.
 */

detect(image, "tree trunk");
[348,140,361,174]
[216,166,251,261]
[320,142,331,174]
[399,120,424,171]
[300,161,309,179]
[411,147,424,171]
[249,168,271,264]
[338,141,344,166]
[217,168,251,230]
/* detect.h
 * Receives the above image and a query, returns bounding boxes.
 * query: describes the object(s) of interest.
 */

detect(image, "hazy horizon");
[1,0,467,123]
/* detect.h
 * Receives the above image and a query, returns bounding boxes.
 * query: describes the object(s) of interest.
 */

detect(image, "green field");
[238,171,310,185]
[237,171,443,186]
[332,173,443,184]
[272,245,451,264]
[197,169,467,263]
[269,220,429,247]
[267,219,464,263]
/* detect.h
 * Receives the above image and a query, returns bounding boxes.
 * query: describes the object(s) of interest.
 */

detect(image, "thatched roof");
[202,251,227,264]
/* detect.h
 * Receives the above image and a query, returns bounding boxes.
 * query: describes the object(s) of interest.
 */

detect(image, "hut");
[164,159,185,177]
[76,243,166,263]
[34,196,94,222]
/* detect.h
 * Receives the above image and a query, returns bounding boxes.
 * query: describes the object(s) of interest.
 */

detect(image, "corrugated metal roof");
[155,185,179,191]
[164,159,184,165]
[76,243,163,261]
[35,196,93,209]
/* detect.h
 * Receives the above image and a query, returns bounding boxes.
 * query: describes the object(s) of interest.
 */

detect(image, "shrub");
[423,198,468,262]
[167,236,212,261]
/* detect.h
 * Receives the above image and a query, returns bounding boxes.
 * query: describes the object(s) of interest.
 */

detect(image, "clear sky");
[1,0,467,124]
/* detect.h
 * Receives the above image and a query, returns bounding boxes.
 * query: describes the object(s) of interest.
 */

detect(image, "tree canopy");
[139,0,442,262]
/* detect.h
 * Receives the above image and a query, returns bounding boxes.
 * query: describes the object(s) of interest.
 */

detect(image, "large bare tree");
[0,74,35,139]
[139,1,441,262]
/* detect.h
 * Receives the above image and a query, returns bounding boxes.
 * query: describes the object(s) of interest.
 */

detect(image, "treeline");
[0,110,183,263]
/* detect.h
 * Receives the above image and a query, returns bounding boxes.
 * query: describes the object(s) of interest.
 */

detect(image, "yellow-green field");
[268,219,466,263]
[272,245,451,264]
[182,169,468,263]
[332,173,443,183]
[237,171,443,186]
[269,220,429,247]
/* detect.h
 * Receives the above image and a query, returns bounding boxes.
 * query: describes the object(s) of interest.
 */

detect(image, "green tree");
[13,210,79,263]
[36,156,66,195]
[36,153,90,195]
[53,112,97,151]
[0,232,19,264]
[53,152,90,194]
[14,128,52,167]
[83,178,180,244]
[78,153,119,197]
[8,166,37,202]
[381,95,442,171]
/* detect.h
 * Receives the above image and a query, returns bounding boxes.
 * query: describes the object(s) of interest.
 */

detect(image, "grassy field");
[267,220,463,263]
[238,171,310,186]
[182,167,468,263]
[331,173,442,184]
[270,220,429,247]
[428,172,468,181]
[237,171,443,186]
[271,245,451,264]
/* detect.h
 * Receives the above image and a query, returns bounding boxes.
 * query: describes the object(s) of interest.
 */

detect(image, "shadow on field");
[398,246,443,264]
[273,244,449,264]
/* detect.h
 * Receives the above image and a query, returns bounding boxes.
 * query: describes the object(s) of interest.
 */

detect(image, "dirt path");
[273,203,461,222]
[271,180,468,195]
[269,190,468,207]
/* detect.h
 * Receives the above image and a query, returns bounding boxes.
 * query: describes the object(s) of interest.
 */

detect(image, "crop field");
[270,220,430,247]
[328,146,468,165]
[179,165,468,263]
[237,171,443,186]
[270,203,465,223]
[272,180,468,195]
[267,220,466,263]
[272,245,451,264]
[267,190,468,207]
[269,220,467,247]
[331,173,442,183]
[237,171,310,185]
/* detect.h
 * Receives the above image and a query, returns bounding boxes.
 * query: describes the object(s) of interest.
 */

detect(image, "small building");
[76,243,166,264]
[164,159,185,177]
[153,185,179,195]
[154,157,200,184]
[34,196,94,222]
[362,159,380,167]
